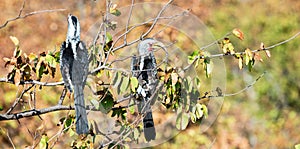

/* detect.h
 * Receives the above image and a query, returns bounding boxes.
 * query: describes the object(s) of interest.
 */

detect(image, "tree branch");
[0,78,64,86]
[184,31,300,71]
[0,104,103,121]
[199,71,266,100]
[0,0,65,29]
[206,31,300,59]
[6,84,35,114]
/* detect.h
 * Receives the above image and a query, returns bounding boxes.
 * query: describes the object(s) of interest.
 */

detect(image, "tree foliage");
[0,0,299,148]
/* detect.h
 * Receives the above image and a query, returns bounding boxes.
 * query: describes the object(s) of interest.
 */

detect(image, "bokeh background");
[0,0,299,148]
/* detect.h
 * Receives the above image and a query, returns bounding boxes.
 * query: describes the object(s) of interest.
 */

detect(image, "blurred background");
[0,0,299,148]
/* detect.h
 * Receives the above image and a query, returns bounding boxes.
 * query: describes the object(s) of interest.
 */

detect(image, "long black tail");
[74,84,89,134]
[143,109,156,142]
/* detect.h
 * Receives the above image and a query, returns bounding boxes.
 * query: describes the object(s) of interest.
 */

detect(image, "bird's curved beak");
[152,41,166,52]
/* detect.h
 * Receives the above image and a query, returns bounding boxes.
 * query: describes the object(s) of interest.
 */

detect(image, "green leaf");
[106,32,113,44]
[130,77,139,92]
[195,103,203,119]
[110,4,121,17]
[190,112,197,123]
[112,72,120,86]
[113,72,122,94]
[183,78,189,93]
[100,93,114,113]
[128,99,135,114]
[64,117,73,132]
[202,104,208,118]
[120,77,130,93]
[247,60,255,72]
[36,56,46,79]
[194,77,201,89]
[188,50,199,64]
[90,99,100,109]
[133,128,140,140]
[176,111,189,130]
[69,128,76,137]
[38,134,49,149]
[295,144,300,149]
[45,54,56,68]
[184,76,193,93]
[36,63,45,80]
[204,57,213,78]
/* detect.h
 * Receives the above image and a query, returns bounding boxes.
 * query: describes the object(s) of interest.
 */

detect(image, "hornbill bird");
[131,38,164,142]
[60,14,89,134]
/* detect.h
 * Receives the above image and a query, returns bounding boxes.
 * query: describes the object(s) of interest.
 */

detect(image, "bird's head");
[66,14,80,44]
[138,38,165,56]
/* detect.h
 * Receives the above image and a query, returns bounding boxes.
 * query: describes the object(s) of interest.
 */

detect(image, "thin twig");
[7,131,16,149]
[0,0,65,29]
[184,31,300,71]
[99,0,111,68]
[198,71,266,100]
[6,84,35,114]
[48,110,72,148]
[141,0,174,39]
[199,32,231,50]
[152,9,189,38]
[224,71,266,97]
[124,0,135,43]
[90,5,187,75]
[111,0,178,53]
[0,78,64,86]
[208,31,300,59]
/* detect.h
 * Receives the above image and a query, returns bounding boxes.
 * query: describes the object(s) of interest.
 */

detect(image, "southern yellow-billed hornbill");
[131,38,164,142]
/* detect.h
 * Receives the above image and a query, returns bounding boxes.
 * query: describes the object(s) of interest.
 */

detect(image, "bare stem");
[0,0,65,29]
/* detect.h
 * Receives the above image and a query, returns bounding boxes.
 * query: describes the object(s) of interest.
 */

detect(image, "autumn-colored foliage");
[0,0,300,148]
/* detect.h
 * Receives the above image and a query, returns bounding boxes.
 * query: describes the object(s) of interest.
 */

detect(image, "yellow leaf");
[205,60,213,77]
[28,53,38,62]
[10,36,19,46]
[232,28,244,40]
[3,57,11,63]
[222,45,227,53]
[109,4,121,16]
[254,53,263,62]
[130,77,138,92]
[245,54,250,65]
[111,4,117,10]
[295,144,300,149]
[222,38,235,54]
[234,53,241,59]
[265,50,271,58]
[245,48,253,60]
[14,69,21,86]
[260,42,265,50]
[239,58,243,69]
[223,38,230,44]
[230,49,235,55]
[171,73,178,86]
